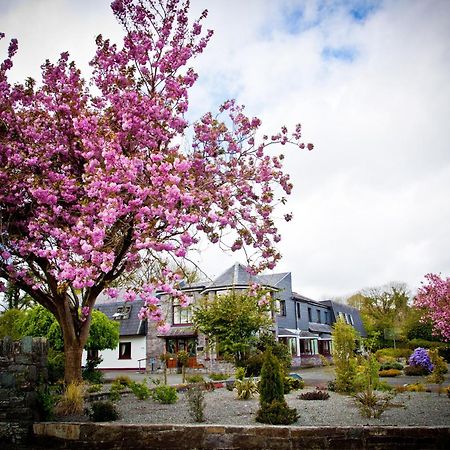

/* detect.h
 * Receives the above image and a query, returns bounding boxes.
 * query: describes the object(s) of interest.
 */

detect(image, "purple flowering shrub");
[408,347,434,373]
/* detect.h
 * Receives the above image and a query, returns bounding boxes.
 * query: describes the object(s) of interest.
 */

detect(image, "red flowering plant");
[414,274,450,342]
[0,0,312,382]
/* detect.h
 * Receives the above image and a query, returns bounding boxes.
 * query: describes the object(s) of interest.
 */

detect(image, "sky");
[1,0,450,301]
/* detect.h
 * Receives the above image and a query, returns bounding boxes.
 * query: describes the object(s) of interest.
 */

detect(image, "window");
[324,311,329,324]
[112,305,131,320]
[308,307,312,322]
[172,299,192,324]
[279,300,286,316]
[348,314,354,325]
[118,342,131,360]
[296,302,301,319]
[317,309,321,323]
[300,339,313,355]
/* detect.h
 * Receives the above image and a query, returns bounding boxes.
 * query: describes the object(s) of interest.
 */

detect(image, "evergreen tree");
[256,350,298,425]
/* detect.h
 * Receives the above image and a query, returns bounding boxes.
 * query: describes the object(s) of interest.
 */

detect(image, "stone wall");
[32,423,450,449]
[0,336,48,446]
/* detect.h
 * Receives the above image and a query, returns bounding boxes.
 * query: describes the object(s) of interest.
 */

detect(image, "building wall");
[273,274,295,330]
[82,335,146,370]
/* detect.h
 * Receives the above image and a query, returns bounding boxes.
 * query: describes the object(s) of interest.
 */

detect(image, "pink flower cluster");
[414,273,450,341]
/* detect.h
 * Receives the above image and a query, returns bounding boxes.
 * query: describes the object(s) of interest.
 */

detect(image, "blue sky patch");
[322,46,358,62]
[348,0,382,22]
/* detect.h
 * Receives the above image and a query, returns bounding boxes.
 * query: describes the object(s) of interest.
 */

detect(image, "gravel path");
[112,387,450,427]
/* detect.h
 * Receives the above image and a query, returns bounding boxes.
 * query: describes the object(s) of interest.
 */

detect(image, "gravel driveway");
[113,387,450,427]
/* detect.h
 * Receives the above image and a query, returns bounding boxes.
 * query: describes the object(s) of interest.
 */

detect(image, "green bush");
[375,348,411,360]
[283,376,304,393]
[87,384,102,393]
[255,399,299,425]
[36,386,58,420]
[113,375,132,387]
[47,349,65,384]
[89,400,119,422]
[235,367,246,381]
[208,372,229,381]
[152,385,178,404]
[82,357,104,384]
[186,374,205,384]
[240,353,264,377]
[130,381,152,400]
[376,381,394,392]
[299,390,330,400]
[379,361,404,371]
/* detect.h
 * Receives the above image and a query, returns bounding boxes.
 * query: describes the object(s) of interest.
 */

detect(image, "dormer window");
[113,305,131,320]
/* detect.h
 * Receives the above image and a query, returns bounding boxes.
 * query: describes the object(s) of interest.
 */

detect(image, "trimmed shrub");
[186,374,205,384]
[379,361,404,371]
[130,381,151,400]
[396,383,425,392]
[208,372,230,381]
[89,400,119,422]
[375,348,411,360]
[404,365,430,376]
[379,369,402,377]
[152,385,178,404]
[299,390,330,400]
[255,399,299,425]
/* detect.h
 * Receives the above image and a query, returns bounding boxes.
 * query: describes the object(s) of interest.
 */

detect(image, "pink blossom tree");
[414,273,450,341]
[0,0,312,382]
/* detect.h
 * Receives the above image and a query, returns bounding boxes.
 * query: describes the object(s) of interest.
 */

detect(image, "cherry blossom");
[0,0,312,381]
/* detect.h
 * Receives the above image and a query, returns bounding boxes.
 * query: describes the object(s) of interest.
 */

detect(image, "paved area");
[101,364,450,392]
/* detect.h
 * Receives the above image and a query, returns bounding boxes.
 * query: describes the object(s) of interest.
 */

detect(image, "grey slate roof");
[204,262,287,291]
[95,300,147,336]
[258,272,290,287]
[204,262,264,290]
[157,326,197,338]
[320,300,367,337]
[308,323,333,334]
[278,328,318,338]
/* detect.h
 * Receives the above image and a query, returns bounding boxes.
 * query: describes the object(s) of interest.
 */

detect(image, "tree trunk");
[64,340,84,384]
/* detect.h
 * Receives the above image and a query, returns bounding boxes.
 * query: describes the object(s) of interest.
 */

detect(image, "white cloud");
[2,0,450,299]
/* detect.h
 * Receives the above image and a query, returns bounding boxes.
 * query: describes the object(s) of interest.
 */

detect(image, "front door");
[166,337,198,367]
